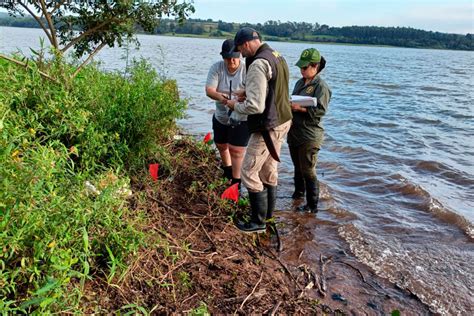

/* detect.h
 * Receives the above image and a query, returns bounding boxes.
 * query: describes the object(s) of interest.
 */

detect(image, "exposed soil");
[83,136,431,315]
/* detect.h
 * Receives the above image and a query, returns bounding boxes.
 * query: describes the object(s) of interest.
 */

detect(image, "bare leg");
[229,145,246,179]
[215,143,231,167]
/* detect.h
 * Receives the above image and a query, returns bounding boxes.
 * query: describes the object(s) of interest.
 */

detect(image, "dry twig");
[236,272,264,314]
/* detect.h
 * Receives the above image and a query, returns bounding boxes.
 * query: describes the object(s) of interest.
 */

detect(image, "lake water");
[2,26,473,314]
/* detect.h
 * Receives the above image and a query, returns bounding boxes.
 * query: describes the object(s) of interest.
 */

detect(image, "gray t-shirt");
[206,60,246,125]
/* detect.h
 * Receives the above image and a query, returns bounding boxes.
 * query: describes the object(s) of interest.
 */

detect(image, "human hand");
[221,93,230,103]
[233,89,246,102]
[291,102,305,112]
[226,99,237,110]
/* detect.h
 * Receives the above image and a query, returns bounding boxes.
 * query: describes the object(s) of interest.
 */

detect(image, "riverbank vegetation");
[1,12,473,51]
[0,55,331,313]
[0,56,180,312]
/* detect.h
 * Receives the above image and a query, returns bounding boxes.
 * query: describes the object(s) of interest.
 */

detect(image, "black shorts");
[212,115,250,147]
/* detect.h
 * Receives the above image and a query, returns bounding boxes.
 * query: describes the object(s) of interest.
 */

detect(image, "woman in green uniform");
[288,48,332,213]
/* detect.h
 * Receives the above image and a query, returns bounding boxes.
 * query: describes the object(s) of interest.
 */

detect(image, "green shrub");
[0,57,186,313]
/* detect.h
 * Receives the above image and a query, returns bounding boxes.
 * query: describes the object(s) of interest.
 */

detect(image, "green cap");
[295,48,321,68]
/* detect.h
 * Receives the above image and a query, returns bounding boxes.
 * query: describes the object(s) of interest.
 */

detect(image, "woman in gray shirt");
[205,39,248,186]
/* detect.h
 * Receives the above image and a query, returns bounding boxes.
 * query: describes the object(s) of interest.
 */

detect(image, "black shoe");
[235,220,266,233]
[291,191,305,199]
[296,204,318,213]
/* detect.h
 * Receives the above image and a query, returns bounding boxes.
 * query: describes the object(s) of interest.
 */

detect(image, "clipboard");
[290,95,317,107]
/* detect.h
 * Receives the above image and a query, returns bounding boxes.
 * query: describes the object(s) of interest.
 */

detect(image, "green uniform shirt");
[287,75,332,148]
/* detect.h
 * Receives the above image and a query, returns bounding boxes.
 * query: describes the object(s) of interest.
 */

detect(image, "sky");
[191,0,474,34]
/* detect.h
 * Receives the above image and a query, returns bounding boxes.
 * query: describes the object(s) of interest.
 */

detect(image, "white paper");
[290,95,317,107]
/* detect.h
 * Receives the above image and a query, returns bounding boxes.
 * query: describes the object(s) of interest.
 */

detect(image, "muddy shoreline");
[84,137,431,314]
[275,210,430,314]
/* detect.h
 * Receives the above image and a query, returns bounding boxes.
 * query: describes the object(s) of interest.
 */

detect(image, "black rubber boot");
[221,165,232,180]
[291,176,305,199]
[265,184,277,220]
[235,189,267,233]
[297,178,319,213]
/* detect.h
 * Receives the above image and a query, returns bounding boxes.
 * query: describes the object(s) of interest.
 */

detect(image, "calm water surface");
[2,27,473,314]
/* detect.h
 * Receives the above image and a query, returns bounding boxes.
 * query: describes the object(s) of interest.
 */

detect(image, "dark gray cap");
[232,27,260,51]
[220,39,241,58]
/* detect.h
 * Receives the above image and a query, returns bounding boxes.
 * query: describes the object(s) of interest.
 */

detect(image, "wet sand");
[275,208,430,314]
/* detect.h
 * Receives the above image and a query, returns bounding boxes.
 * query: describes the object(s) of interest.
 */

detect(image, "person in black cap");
[226,28,292,233]
[288,48,332,213]
[205,39,249,186]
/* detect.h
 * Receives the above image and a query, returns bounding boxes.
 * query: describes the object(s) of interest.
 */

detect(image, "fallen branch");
[268,301,282,316]
[264,249,303,291]
[298,249,304,260]
[320,254,333,295]
[272,223,283,252]
[149,194,180,215]
[335,260,366,282]
[334,260,388,297]
[237,271,264,314]
[222,290,266,304]
[0,53,57,83]
[312,270,325,297]
[199,221,217,250]
[181,292,198,305]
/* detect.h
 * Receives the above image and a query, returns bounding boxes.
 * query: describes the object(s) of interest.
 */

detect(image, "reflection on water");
[2,26,473,314]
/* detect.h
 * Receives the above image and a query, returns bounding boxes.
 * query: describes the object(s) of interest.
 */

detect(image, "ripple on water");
[338,223,474,315]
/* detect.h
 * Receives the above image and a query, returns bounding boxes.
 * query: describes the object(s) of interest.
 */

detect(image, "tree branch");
[71,42,107,78]
[61,18,119,53]
[19,1,53,46]
[39,0,58,48]
[51,0,67,15]
[0,53,56,83]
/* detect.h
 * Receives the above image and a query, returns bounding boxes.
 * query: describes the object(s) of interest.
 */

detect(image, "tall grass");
[0,57,186,313]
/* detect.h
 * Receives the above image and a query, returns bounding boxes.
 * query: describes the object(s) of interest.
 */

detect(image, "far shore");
[0,25,470,52]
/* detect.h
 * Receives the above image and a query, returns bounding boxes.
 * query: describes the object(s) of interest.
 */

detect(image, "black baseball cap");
[220,39,241,58]
[232,27,260,51]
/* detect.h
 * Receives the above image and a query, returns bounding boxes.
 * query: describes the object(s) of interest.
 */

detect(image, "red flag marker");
[221,183,239,202]
[149,163,159,181]
[203,132,212,144]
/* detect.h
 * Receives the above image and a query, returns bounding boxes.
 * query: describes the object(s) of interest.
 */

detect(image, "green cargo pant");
[289,142,319,181]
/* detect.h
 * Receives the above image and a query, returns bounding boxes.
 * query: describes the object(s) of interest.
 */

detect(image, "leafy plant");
[0,56,186,313]
[190,302,210,316]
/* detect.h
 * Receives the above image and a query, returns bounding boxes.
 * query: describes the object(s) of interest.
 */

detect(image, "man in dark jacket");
[226,27,292,233]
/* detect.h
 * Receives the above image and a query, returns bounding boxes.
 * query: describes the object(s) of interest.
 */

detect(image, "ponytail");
[318,56,326,73]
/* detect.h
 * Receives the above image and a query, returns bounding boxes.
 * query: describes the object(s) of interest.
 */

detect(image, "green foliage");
[190,302,211,316]
[0,57,186,313]
[178,271,192,290]
[1,1,195,58]
[238,197,249,207]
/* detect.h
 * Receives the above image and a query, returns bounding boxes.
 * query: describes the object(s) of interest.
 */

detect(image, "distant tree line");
[239,20,473,51]
[1,14,472,51]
